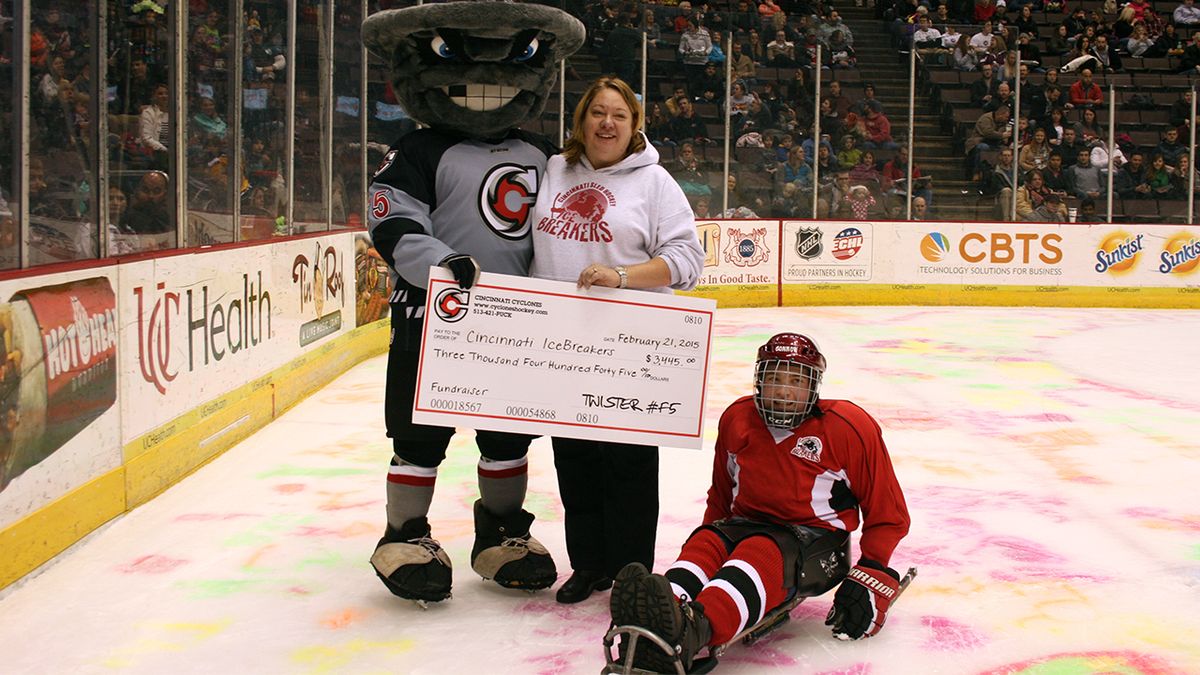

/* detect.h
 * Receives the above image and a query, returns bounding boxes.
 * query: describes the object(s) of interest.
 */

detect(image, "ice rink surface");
[1,305,1198,675]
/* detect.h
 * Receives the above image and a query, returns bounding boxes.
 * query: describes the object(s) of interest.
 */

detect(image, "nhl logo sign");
[795,228,823,260]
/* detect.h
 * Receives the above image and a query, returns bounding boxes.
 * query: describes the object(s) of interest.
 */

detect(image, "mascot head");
[363,1,585,138]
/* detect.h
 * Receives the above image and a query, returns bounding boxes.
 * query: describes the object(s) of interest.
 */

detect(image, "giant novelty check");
[413,268,717,448]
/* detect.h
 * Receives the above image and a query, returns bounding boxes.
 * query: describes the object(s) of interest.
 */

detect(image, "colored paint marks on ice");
[920,615,987,652]
[976,650,1190,675]
[291,638,415,675]
[116,554,188,574]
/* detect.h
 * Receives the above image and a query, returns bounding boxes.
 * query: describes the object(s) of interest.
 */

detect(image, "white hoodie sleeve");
[649,167,705,291]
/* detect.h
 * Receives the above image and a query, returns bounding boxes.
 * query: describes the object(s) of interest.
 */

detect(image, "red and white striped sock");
[695,536,786,645]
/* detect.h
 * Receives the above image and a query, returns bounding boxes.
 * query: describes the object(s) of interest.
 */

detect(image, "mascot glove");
[440,254,481,290]
[825,559,900,640]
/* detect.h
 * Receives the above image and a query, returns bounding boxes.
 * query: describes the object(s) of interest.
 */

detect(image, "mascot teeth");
[444,85,522,111]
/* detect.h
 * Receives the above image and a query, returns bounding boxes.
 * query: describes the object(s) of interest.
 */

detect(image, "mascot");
[362,2,585,604]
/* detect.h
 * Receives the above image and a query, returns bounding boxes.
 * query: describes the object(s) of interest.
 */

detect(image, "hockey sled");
[602,567,918,674]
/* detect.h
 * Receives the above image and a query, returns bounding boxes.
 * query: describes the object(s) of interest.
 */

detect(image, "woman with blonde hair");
[529,76,705,604]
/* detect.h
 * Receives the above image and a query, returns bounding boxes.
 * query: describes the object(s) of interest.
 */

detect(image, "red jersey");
[703,396,910,566]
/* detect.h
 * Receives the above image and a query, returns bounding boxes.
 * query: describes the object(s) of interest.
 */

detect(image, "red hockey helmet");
[754,333,826,428]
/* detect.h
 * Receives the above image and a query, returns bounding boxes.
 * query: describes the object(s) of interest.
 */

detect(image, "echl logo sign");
[479,164,539,240]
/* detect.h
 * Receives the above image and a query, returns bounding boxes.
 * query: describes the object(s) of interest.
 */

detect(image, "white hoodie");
[530,137,704,293]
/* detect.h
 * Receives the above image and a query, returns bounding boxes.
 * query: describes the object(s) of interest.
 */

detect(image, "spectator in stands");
[975,0,1000,23]
[1147,152,1176,194]
[843,184,880,220]
[666,87,689,117]
[819,10,854,46]
[1067,148,1105,200]
[1170,154,1199,196]
[1062,35,1095,73]
[862,106,897,150]
[746,28,766,64]
[138,83,170,169]
[671,142,712,198]
[1075,197,1102,222]
[770,181,804,218]
[691,195,712,218]
[882,146,932,211]
[910,195,929,220]
[1016,33,1043,71]
[729,41,757,89]
[642,9,667,48]
[991,147,1018,220]
[728,80,753,118]
[1148,23,1185,58]
[837,134,862,170]
[964,102,1012,176]
[776,102,804,136]
[1068,69,1103,108]
[849,150,883,193]
[1020,127,1052,172]
[852,83,885,116]
[767,29,797,67]
[1014,5,1038,37]
[1089,35,1123,72]
[778,145,814,194]
[729,0,757,36]
[1088,138,1124,174]
[1169,90,1193,127]
[1043,106,1067,144]
[1058,128,1086,167]
[952,33,979,70]
[1156,127,1188,166]
[725,173,765,215]
[1047,24,1072,56]
[758,0,783,21]
[969,21,996,57]
[670,98,713,146]
[696,62,724,107]
[605,15,641,85]
[998,50,1020,82]
[1072,107,1104,144]
[1017,170,1069,221]
[119,170,171,235]
[985,81,1014,112]
[826,30,856,69]
[1115,151,1153,198]
[825,81,852,118]
[1126,24,1155,57]
[971,64,999,108]
[1178,31,1200,72]
[735,94,775,140]
[1043,152,1071,193]
[912,16,945,61]
[646,102,675,147]
[679,18,714,97]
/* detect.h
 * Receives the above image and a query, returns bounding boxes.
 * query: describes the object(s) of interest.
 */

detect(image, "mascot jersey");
[369,127,557,351]
[704,396,911,567]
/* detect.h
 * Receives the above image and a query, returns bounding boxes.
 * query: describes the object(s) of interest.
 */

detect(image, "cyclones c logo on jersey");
[479,163,539,240]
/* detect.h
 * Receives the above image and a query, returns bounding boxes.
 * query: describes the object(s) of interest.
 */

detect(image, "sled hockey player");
[608,333,912,672]
[361,3,584,603]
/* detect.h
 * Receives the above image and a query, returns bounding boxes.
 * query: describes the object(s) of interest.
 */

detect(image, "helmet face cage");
[753,359,822,428]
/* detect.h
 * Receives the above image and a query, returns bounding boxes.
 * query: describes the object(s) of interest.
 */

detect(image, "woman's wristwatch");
[615,265,628,289]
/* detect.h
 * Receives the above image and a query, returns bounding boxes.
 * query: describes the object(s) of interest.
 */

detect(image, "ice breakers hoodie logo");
[536,182,615,242]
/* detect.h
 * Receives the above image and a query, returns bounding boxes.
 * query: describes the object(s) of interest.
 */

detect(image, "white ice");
[1,306,1198,675]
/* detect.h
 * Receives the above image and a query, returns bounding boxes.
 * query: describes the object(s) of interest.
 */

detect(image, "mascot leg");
[371,347,455,603]
[470,435,557,590]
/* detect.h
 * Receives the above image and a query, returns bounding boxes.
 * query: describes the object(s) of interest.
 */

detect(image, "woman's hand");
[577,263,620,290]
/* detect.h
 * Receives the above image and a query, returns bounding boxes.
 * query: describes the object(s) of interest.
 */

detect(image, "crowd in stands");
[891,0,1200,220]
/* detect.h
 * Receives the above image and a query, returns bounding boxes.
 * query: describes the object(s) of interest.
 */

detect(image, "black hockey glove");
[440,254,481,289]
[825,559,900,640]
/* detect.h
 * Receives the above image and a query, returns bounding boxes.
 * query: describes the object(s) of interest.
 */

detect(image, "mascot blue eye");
[430,36,454,59]
[514,38,539,62]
